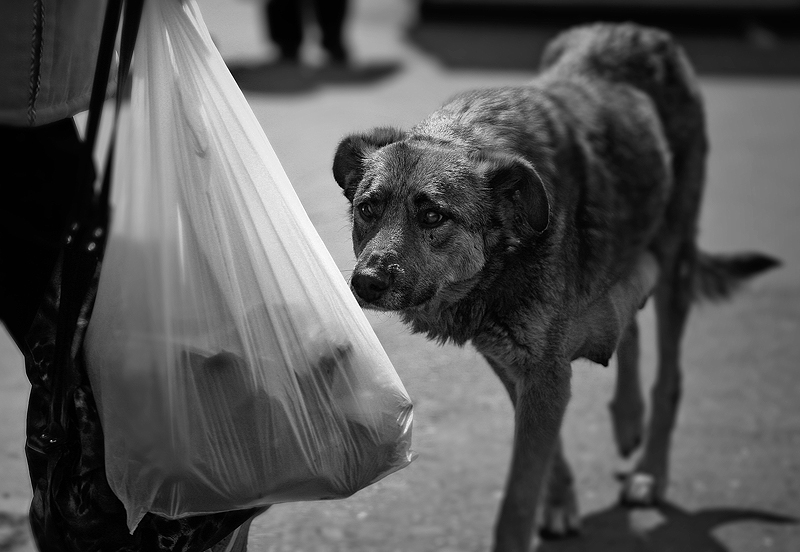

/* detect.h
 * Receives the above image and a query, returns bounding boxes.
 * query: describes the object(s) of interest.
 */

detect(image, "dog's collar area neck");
[401,299,486,346]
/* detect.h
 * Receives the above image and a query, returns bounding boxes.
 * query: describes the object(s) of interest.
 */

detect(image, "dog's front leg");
[490,356,572,552]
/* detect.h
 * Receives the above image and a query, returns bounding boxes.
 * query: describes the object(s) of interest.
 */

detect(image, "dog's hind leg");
[621,241,694,506]
[623,259,691,505]
[609,320,646,459]
[619,90,704,504]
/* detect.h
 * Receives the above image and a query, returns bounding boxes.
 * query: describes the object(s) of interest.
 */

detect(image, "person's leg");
[264,0,303,62]
[0,119,83,347]
[312,0,348,63]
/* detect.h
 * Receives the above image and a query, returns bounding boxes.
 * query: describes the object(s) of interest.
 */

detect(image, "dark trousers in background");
[265,0,348,62]
[0,119,83,347]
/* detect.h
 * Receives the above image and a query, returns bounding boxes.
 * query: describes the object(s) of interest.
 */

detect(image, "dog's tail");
[692,250,780,302]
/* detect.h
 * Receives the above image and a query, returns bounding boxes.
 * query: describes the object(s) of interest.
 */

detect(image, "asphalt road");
[1,1,798,551]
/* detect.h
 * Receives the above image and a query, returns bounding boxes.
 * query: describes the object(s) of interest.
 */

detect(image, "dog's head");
[333,126,550,313]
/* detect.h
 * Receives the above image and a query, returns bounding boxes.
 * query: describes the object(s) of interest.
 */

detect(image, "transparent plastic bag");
[84,0,413,532]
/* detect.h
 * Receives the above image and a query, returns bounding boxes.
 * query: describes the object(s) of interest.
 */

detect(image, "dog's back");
[540,23,708,265]
[541,23,778,301]
[540,22,706,150]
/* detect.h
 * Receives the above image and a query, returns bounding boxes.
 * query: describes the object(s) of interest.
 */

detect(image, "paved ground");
[2,1,799,551]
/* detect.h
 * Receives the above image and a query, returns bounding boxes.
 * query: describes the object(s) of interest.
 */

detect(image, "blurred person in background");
[264,0,350,66]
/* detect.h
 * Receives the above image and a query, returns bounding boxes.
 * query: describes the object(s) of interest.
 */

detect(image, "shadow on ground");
[409,4,800,76]
[227,61,403,95]
[538,501,797,552]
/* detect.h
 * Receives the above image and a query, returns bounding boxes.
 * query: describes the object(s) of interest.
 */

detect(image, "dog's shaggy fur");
[332,23,779,552]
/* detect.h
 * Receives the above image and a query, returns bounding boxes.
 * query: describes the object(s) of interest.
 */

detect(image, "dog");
[332,22,779,552]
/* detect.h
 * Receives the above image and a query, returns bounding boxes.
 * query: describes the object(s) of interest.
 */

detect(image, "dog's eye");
[420,209,446,228]
[357,203,375,220]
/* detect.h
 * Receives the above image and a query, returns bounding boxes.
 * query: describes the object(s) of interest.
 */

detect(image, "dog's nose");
[351,272,391,303]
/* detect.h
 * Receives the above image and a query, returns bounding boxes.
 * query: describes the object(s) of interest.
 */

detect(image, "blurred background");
[413,0,800,74]
[2,0,799,550]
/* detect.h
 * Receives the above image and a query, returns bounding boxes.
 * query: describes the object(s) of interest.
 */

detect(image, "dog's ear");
[332,127,406,202]
[480,152,550,234]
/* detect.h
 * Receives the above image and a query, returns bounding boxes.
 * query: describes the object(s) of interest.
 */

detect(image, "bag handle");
[82,0,123,156]
[96,0,146,223]
[31,0,145,455]
[79,0,145,233]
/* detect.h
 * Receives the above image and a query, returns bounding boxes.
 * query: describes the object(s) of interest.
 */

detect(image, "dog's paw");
[539,502,581,540]
[538,482,581,540]
[619,472,662,507]
[609,400,644,459]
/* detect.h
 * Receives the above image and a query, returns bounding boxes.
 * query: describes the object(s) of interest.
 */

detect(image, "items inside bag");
[97,303,408,517]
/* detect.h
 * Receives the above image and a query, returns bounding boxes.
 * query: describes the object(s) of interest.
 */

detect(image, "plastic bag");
[84,0,413,532]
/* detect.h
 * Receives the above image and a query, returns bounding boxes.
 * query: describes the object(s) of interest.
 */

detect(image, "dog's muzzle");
[351,269,393,303]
